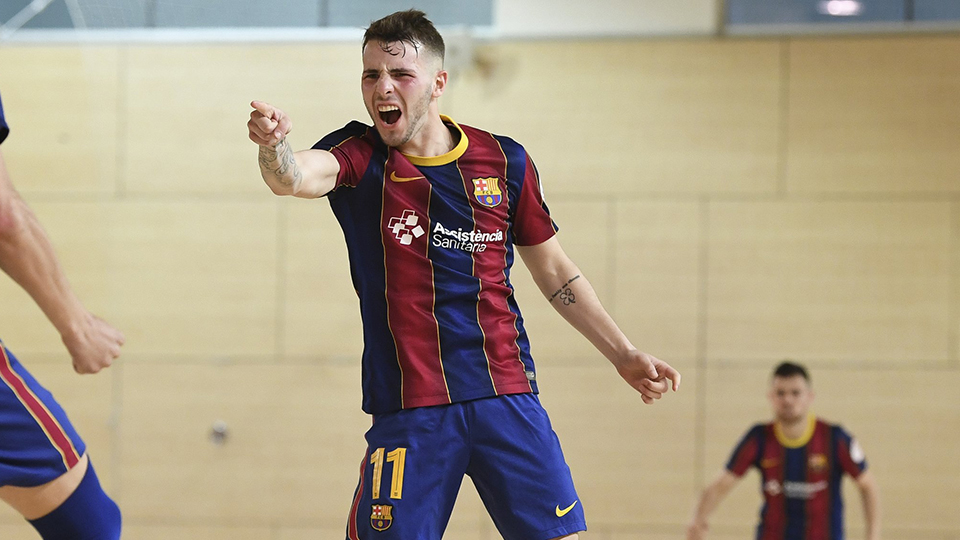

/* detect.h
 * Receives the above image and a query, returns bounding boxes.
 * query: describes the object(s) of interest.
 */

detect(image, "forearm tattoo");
[258,139,301,186]
[548,275,580,305]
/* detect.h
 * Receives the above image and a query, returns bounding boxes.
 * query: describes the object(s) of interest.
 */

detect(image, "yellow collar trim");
[402,115,468,166]
[774,414,816,449]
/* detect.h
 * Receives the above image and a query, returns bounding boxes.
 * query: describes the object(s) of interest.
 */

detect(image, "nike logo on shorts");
[556,500,578,517]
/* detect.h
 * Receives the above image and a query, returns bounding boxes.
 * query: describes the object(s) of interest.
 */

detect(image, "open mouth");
[378,105,401,126]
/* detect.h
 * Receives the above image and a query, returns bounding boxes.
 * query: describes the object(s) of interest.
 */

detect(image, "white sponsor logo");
[431,221,503,253]
[388,210,425,246]
[764,480,782,496]
[764,479,828,499]
[850,438,865,464]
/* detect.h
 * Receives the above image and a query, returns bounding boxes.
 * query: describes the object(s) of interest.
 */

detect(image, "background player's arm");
[517,236,680,403]
[855,470,881,540]
[0,151,123,374]
[248,101,340,198]
[686,470,740,540]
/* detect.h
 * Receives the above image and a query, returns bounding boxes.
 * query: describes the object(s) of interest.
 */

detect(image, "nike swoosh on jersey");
[390,171,425,182]
[556,500,578,517]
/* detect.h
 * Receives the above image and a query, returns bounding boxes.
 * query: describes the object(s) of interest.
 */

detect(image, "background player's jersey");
[314,116,557,415]
[726,416,867,540]
[1,91,9,144]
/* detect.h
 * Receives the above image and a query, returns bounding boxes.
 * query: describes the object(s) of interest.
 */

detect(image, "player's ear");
[433,69,448,98]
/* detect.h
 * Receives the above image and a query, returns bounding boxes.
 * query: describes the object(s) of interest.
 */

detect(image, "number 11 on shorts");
[370,447,407,499]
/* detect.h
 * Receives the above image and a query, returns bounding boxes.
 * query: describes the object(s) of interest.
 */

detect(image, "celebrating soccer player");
[249,9,680,540]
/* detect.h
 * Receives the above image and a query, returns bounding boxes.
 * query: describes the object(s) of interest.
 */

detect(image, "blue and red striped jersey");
[726,415,868,540]
[313,116,558,415]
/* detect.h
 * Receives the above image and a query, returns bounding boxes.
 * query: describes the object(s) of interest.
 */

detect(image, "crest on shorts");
[472,177,502,207]
[371,504,393,531]
[808,453,828,473]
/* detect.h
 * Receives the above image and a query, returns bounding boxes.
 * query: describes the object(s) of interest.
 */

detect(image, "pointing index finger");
[250,100,274,117]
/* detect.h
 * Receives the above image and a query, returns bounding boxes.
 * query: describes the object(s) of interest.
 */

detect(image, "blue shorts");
[0,344,86,487]
[345,393,586,540]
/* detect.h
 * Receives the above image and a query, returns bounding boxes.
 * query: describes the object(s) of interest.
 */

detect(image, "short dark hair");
[363,9,445,62]
[773,361,810,383]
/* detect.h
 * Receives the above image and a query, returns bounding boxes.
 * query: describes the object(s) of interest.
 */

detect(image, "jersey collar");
[401,115,468,167]
[774,413,816,449]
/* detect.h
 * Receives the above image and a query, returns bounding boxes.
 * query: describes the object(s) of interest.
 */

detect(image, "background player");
[0,91,123,538]
[686,361,880,540]
[248,9,680,540]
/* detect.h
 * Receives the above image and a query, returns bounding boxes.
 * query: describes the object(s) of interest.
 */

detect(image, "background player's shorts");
[0,344,86,487]
[345,393,586,540]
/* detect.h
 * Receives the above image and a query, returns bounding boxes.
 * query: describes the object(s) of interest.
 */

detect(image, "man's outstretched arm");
[0,151,123,374]
[516,236,680,403]
[686,470,740,540]
[855,470,881,540]
[248,100,341,199]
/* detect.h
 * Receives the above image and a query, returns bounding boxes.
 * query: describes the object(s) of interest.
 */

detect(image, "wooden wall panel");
[953,201,959,367]
[0,46,120,195]
[539,361,697,526]
[442,480,494,540]
[118,363,369,525]
[613,199,701,360]
[0,199,279,358]
[707,201,952,363]
[281,198,362,359]
[786,37,960,195]
[0,523,32,538]
[446,40,782,196]
[279,528,355,540]
[104,201,278,357]
[123,524,271,540]
[508,199,613,363]
[123,44,366,196]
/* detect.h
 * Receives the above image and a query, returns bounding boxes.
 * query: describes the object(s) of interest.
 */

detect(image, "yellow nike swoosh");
[390,171,425,183]
[556,500,578,517]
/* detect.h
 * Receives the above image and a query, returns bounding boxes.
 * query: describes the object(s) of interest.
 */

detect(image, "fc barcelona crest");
[472,177,502,208]
[371,504,394,531]
[808,453,828,473]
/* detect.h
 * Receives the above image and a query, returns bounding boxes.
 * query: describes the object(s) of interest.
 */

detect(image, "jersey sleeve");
[833,425,867,478]
[512,153,558,246]
[312,121,375,192]
[726,425,763,477]
[0,92,9,145]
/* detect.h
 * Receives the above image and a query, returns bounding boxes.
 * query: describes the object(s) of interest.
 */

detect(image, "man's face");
[768,375,814,424]
[361,40,443,149]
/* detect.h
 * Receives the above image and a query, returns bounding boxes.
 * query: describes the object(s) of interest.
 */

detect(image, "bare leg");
[551,534,580,540]
[0,453,89,520]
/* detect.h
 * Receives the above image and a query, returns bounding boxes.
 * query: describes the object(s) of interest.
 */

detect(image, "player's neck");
[398,114,455,158]
[776,414,811,440]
